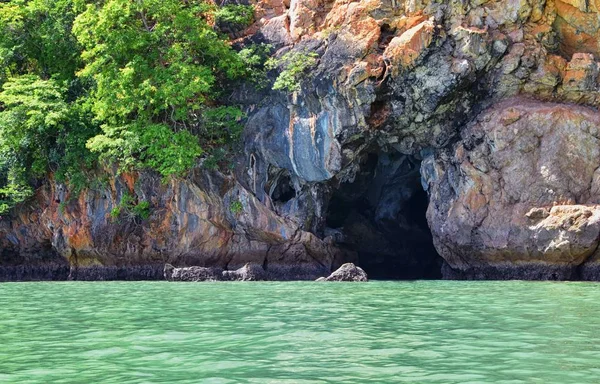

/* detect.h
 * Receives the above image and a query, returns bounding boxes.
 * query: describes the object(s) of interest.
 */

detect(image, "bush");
[266,50,319,92]
[237,43,273,88]
[215,5,254,31]
[0,75,74,214]
[109,193,151,223]
[87,123,203,178]
[0,183,32,215]
[230,200,243,215]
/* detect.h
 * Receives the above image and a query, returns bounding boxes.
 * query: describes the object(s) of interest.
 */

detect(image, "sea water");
[1,281,599,383]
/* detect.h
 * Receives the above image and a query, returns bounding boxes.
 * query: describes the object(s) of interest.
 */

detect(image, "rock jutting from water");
[164,263,269,282]
[5,0,600,280]
[316,263,368,282]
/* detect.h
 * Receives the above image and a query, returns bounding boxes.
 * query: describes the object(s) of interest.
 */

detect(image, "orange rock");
[321,0,382,55]
[383,19,435,74]
[563,52,598,91]
[554,0,600,58]
[428,98,600,274]
[560,0,590,12]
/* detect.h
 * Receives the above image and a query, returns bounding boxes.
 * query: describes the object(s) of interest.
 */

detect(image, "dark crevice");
[326,151,442,280]
[265,168,297,205]
[368,100,392,129]
[377,23,396,53]
[271,173,296,203]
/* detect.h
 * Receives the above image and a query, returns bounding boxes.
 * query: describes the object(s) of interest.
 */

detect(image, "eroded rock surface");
[0,170,339,281]
[5,0,600,280]
[427,98,600,279]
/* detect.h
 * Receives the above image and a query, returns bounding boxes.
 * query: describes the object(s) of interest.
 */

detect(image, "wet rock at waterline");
[317,263,368,282]
[164,264,224,282]
[165,263,268,282]
[223,263,268,281]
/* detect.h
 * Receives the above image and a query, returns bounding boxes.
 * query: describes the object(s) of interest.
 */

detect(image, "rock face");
[426,99,600,279]
[5,0,600,280]
[318,263,368,282]
[0,170,339,281]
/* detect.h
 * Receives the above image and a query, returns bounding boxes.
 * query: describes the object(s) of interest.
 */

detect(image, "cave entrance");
[326,152,442,280]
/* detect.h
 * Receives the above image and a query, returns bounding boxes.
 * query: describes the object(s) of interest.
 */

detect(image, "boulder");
[318,263,368,282]
[164,264,224,282]
[222,263,267,281]
[165,263,269,282]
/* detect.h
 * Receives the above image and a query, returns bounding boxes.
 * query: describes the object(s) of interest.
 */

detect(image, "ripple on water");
[1,280,600,383]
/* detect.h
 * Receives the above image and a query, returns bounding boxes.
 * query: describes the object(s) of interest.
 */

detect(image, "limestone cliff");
[4,0,600,280]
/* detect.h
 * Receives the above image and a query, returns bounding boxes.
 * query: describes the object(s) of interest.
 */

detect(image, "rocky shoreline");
[0,264,326,282]
[4,261,600,282]
[5,0,600,281]
[0,263,365,282]
[0,265,165,282]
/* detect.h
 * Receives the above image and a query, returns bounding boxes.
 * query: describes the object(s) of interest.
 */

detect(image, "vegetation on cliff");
[0,0,254,214]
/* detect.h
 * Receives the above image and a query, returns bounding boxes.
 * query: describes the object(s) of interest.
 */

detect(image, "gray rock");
[163,263,175,281]
[165,265,224,282]
[319,263,368,282]
[222,263,267,281]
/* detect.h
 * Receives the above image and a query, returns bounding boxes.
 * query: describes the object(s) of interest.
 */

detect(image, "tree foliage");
[74,0,249,175]
[74,0,245,125]
[109,192,151,223]
[0,0,82,83]
[0,75,68,178]
[266,50,319,92]
[214,4,254,33]
[0,75,67,213]
[0,0,255,214]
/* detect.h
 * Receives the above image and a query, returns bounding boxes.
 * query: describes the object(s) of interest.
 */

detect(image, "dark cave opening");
[271,173,296,203]
[326,152,443,280]
[266,168,298,205]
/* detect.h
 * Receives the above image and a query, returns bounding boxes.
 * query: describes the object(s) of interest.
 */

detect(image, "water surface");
[1,281,599,383]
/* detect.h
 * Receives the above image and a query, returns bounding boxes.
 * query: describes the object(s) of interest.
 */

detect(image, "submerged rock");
[318,263,368,282]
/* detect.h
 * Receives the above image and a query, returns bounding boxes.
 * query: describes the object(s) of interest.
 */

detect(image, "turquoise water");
[0,281,599,383]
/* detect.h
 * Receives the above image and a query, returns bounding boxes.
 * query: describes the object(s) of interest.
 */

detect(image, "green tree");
[0,0,98,213]
[0,0,256,214]
[0,0,82,84]
[74,0,246,176]
[266,50,319,92]
[0,75,68,213]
